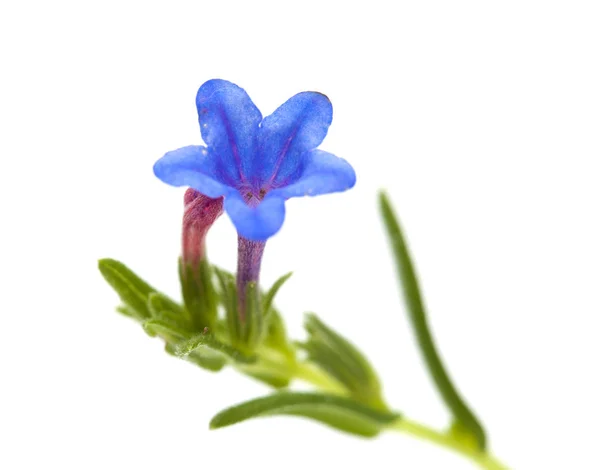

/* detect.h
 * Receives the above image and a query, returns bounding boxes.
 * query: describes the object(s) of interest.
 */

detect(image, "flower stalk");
[236,236,265,321]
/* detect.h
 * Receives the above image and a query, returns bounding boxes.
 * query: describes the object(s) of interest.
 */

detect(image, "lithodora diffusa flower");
[154,79,356,241]
[154,79,355,324]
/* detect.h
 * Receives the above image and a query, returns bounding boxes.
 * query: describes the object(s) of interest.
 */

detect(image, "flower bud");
[180,189,223,330]
[182,189,224,267]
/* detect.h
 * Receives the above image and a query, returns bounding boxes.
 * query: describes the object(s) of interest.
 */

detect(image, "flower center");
[243,187,268,207]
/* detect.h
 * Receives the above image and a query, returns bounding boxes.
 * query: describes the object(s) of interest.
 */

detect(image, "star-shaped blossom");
[154,79,356,241]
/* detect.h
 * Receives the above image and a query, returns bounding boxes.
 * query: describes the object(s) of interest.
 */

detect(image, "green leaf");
[173,333,256,364]
[147,292,185,318]
[242,369,290,389]
[186,351,228,372]
[213,266,235,285]
[209,392,399,438]
[305,314,373,384]
[199,258,218,319]
[263,272,292,318]
[98,259,155,318]
[214,267,242,346]
[301,340,358,391]
[147,292,194,331]
[262,307,296,361]
[379,191,487,449]
[116,304,143,321]
[302,314,386,410]
[165,343,227,372]
[179,258,218,330]
[142,317,193,340]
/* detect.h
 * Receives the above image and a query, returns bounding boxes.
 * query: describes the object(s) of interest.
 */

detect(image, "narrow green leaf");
[98,259,155,318]
[209,392,399,438]
[305,314,373,384]
[116,304,143,321]
[243,370,290,389]
[142,317,193,340]
[148,292,185,318]
[263,272,293,318]
[147,293,194,332]
[179,258,218,329]
[165,343,226,372]
[213,266,235,285]
[379,191,487,449]
[301,341,360,393]
[174,333,256,364]
[199,258,218,321]
[303,314,386,410]
[262,307,296,361]
[214,267,242,345]
[186,351,228,372]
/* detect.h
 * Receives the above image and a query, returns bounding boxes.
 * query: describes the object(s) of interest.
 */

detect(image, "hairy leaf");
[210,392,399,438]
[174,333,256,364]
[303,313,386,410]
[98,259,155,318]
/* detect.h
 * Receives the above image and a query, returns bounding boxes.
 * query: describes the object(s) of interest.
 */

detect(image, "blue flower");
[154,79,356,241]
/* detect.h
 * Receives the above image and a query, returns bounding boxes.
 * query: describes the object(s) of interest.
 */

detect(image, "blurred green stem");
[295,362,509,470]
[239,343,509,469]
[389,418,509,470]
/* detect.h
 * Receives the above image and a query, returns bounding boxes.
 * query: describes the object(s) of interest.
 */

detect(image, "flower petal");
[196,79,262,187]
[153,145,232,198]
[269,150,356,199]
[224,193,286,241]
[257,92,333,187]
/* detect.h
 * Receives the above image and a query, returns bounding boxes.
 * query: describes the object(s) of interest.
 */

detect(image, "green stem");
[389,418,509,470]
[295,362,509,470]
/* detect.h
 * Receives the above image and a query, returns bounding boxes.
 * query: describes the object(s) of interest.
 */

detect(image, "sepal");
[262,272,293,322]
[262,307,296,361]
[214,267,243,347]
[179,258,218,330]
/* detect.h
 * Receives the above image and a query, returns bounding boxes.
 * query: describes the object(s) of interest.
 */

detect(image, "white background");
[1,1,599,469]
